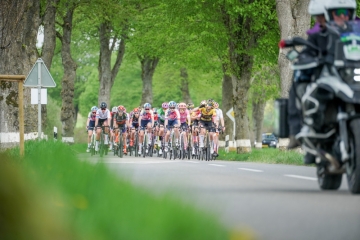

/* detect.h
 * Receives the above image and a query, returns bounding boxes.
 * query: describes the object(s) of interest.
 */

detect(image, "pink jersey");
[179,109,189,123]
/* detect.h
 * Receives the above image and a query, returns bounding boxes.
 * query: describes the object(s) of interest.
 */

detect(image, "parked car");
[262,133,278,148]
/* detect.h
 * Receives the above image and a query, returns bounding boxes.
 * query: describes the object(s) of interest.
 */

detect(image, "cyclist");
[86,106,98,152]
[213,102,225,157]
[164,101,180,152]
[192,101,218,154]
[113,105,129,155]
[178,102,191,153]
[157,102,168,155]
[109,106,117,151]
[129,107,140,148]
[190,101,204,155]
[138,103,154,155]
[95,102,111,152]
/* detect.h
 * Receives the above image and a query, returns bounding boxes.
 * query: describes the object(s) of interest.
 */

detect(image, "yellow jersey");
[199,107,216,121]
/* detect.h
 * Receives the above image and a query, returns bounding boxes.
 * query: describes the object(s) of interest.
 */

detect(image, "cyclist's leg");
[87,128,93,152]
[199,121,207,148]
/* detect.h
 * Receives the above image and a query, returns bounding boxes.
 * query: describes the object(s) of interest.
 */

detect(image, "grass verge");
[217,148,304,165]
[2,140,239,240]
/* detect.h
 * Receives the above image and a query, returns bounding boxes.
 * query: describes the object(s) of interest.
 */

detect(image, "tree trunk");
[252,100,266,147]
[221,71,233,142]
[276,0,311,98]
[59,8,77,141]
[228,16,255,153]
[41,0,58,69]
[98,22,126,107]
[139,56,159,106]
[40,0,58,136]
[180,68,192,103]
[0,0,40,149]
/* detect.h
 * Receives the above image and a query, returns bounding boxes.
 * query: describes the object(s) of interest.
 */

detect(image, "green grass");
[217,148,304,165]
[2,140,237,240]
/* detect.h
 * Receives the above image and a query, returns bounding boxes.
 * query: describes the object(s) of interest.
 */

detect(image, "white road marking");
[209,164,225,167]
[284,174,317,181]
[238,168,263,172]
[102,161,180,164]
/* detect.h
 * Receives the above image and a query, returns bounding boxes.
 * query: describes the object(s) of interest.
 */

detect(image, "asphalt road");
[81,153,360,240]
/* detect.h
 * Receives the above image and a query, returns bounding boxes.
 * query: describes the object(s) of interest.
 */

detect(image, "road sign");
[24,58,56,88]
[226,107,235,122]
[226,107,236,141]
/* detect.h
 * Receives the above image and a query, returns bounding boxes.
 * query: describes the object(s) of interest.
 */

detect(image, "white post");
[37,61,42,141]
[54,126,58,140]
[225,135,229,153]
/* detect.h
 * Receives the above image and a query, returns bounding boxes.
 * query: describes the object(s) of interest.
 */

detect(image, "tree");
[0,0,40,149]
[276,0,311,97]
[56,1,78,141]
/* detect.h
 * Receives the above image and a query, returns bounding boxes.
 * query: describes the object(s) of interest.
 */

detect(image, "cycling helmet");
[112,106,117,112]
[168,101,177,108]
[153,108,158,113]
[213,102,219,108]
[91,106,98,111]
[324,0,356,21]
[178,102,187,109]
[133,107,140,113]
[308,0,325,16]
[187,103,194,109]
[162,102,169,109]
[207,99,214,104]
[144,103,151,109]
[206,102,214,107]
[118,105,126,112]
[100,102,107,109]
[200,100,207,106]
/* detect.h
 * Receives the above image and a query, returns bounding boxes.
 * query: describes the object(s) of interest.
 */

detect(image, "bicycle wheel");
[205,134,210,161]
[90,133,95,156]
[99,132,104,157]
[135,132,139,157]
[171,133,177,160]
[143,134,147,158]
[119,132,123,158]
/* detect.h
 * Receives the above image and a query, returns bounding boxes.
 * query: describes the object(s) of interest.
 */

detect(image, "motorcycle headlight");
[271,141,276,145]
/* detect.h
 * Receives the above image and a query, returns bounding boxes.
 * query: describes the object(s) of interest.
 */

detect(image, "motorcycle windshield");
[328,21,360,62]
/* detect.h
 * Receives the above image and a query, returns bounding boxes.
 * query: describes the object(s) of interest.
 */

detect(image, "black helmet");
[100,102,107,109]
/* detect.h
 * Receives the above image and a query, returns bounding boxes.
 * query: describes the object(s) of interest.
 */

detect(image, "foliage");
[5,141,231,239]
[218,148,304,165]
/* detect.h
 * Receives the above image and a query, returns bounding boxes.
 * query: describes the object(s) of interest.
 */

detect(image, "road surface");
[80,153,360,240]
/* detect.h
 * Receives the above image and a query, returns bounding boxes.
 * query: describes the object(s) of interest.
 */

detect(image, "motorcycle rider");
[287,0,357,164]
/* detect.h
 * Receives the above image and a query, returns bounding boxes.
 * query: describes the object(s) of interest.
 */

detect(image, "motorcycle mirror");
[279,37,321,53]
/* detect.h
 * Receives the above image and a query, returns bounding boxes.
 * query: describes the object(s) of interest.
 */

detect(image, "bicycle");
[115,126,126,158]
[143,127,154,158]
[89,128,96,156]
[98,125,110,157]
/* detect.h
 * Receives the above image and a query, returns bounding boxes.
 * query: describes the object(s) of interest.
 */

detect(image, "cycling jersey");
[165,109,180,121]
[114,112,128,126]
[96,108,111,119]
[88,112,96,122]
[179,109,189,123]
[140,110,153,121]
[199,107,216,122]
[215,108,224,123]
[158,108,166,122]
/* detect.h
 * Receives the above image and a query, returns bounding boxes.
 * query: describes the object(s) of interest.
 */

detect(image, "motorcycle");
[278,21,360,194]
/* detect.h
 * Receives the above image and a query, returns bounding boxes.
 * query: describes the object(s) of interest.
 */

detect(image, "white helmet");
[324,0,357,21]
[308,0,325,16]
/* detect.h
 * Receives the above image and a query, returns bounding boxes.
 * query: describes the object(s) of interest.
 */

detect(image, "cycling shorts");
[140,120,151,130]
[180,122,188,131]
[88,120,95,131]
[98,118,108,127]
[200,120,215,132]
[167,119,178,129]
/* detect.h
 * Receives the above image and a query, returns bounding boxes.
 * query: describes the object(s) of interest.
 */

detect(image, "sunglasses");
[169,107,175,109]
[101,108,106,110]
[92,112,96,114]
[334,9,350,16]
[145,108,150,110]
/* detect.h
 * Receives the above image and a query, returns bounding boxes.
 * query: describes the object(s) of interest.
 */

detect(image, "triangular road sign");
[24,58,56,88]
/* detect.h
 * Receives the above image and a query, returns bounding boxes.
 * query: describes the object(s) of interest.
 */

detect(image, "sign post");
[24,58,56,140]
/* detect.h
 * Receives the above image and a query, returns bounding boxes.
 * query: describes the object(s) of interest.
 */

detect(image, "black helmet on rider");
[100,102,107,109]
